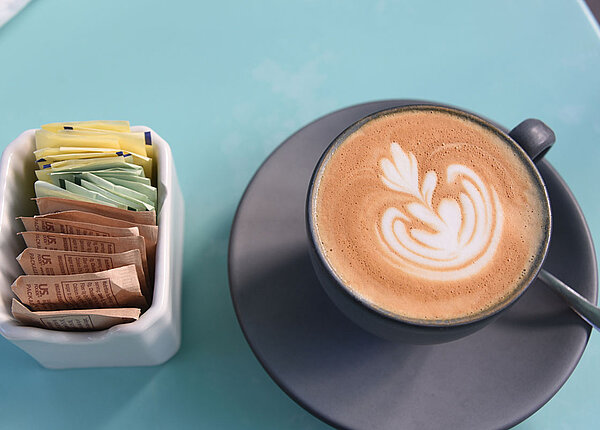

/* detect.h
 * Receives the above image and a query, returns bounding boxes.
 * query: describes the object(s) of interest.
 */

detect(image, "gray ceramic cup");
[306,104,555,344]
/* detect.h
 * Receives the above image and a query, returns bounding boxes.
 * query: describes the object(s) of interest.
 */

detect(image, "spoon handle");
[538,269,600,331]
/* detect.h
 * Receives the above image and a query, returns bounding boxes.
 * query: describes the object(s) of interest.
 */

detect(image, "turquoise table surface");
[1,0,599,428]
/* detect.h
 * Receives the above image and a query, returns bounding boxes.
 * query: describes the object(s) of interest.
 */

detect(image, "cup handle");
[509,119,556,162]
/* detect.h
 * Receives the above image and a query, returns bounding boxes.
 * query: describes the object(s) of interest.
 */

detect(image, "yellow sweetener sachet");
[41,120,130,133]
[36,152,119,169]
[123,152,152,178]
[36,130,148,157]
[78,130,149,158]
[35,130,120,151]
[34,147,117,158]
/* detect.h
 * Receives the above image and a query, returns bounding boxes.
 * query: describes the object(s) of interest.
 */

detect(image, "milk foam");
[313,108,549,321]
[379,142,504,280]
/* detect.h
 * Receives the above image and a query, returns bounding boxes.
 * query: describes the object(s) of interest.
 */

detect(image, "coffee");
[312,107,550,322]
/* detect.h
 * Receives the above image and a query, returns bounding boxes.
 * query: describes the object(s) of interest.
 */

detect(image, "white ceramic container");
[0,126,183,368]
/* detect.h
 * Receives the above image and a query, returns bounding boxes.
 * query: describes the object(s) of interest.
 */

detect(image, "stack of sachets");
[10,121,158,331]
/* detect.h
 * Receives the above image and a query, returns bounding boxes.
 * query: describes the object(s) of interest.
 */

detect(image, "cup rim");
[306,104,552,328]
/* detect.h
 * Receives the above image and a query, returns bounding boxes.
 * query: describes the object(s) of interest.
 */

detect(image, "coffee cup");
[306,104,555,344]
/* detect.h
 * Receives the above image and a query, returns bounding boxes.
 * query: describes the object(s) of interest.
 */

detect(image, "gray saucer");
[228,100,598,430]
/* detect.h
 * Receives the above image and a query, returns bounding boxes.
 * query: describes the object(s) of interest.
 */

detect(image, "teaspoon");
[538,269,600,331]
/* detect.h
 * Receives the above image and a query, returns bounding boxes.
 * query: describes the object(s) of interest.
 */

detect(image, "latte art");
[379,143,504,280]
[312,108,549,321]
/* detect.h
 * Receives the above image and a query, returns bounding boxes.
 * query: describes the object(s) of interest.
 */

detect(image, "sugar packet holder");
[0,126,184,368]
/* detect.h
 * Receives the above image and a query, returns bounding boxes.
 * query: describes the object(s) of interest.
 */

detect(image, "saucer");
[228,100,597,430]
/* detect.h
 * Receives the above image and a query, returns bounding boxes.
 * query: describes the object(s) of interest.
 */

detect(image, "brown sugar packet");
[11,265,148,311]
[18,231,149,281]
[16,248,149,299]
[19,217,139,237]
[11,299,140,331]
[37,210,157,272]
[35,197,156,225]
